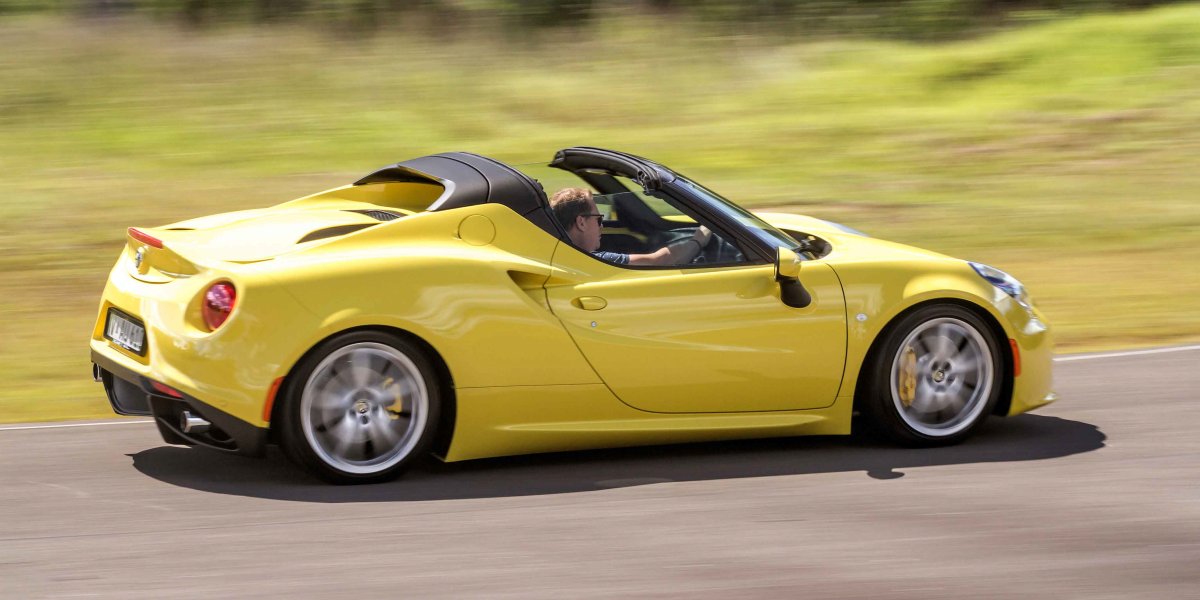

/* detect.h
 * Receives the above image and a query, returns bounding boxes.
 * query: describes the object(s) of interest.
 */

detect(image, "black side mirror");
[776,248,812,308]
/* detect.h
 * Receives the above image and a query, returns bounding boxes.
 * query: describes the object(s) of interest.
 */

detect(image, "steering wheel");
[688,230,744,265]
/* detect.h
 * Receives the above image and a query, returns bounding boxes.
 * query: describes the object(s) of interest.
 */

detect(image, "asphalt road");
[2,348,1198,599]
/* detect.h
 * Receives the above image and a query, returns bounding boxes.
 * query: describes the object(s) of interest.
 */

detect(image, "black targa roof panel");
[354,152,560,236]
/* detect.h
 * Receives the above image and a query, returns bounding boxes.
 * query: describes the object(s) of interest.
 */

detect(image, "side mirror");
[776,247,801,280]
[776,247,811,308]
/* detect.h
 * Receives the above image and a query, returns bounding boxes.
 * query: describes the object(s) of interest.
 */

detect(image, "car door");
[544,244,847,413]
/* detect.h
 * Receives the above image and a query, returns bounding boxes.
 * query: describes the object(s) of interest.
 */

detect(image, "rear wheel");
[863,304,1002,446]
[278,331,441,484]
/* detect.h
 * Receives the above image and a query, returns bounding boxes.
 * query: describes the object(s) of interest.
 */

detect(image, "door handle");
[571,296,608,311]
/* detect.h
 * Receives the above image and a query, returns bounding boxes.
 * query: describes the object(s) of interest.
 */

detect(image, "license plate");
[105,309,146,355]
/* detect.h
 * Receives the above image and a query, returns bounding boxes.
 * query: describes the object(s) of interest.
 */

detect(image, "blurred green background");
[2,1,1199,422]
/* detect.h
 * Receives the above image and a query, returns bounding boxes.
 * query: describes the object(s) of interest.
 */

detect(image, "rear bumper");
[92,350,268,456]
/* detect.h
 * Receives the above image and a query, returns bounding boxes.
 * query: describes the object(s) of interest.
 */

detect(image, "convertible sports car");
[90,147,1055,484]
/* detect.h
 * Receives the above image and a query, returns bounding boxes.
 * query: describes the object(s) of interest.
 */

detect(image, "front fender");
[828,258,1052,414]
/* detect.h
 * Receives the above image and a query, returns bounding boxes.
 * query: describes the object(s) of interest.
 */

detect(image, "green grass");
[2,6,1199,422]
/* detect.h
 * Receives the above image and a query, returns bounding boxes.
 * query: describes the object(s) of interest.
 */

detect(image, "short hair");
[549,187,595,231]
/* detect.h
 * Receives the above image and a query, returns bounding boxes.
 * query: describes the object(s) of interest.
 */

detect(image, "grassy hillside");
[2,5,1198,422]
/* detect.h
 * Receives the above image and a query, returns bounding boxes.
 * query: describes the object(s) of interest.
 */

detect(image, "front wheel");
[278,331,441,484]
[862,304,1003,446]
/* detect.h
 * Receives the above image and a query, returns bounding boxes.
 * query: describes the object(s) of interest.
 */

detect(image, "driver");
[549,187,711,266]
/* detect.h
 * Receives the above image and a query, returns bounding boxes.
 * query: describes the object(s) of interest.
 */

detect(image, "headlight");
[969,262,1032,311]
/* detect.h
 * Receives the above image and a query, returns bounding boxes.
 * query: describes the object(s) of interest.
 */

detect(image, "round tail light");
[202,282,236,330]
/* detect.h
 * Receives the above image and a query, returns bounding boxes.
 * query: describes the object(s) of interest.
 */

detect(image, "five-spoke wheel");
[279,331,441,484]
[864,304,1002,446]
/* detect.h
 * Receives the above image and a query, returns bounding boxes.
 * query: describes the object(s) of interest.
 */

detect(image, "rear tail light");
[202,282,237,330]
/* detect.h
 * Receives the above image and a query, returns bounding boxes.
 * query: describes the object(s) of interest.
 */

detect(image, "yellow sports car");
[90,147,1055,484]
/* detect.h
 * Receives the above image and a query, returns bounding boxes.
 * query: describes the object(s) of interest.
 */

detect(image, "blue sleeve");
[592,251,630,265]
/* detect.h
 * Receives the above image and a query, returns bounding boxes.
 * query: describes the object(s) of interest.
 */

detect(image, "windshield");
[671,175,799,251]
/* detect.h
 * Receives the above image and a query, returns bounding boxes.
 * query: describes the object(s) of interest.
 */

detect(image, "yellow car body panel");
[544,247,847,413]
[90,149,1055,470]
[760,212,1055,418]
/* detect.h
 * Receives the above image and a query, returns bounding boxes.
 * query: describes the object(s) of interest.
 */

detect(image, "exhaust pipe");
[180,411,210,434]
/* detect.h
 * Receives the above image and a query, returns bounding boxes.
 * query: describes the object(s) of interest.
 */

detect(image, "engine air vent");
[346,209,403,222]
[297,223,375,244]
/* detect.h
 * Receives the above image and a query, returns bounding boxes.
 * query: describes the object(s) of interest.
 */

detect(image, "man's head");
[549,187,602,252]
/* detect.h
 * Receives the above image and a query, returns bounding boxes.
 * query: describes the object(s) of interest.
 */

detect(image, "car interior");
[535,166,753,267]
[591,190,749,267]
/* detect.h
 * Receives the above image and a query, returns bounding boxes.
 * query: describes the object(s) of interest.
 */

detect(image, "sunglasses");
[581,213,604,226]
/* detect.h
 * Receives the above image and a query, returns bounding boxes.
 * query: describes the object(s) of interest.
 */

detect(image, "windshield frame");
[533,147,802,265]
[668,174,800,254]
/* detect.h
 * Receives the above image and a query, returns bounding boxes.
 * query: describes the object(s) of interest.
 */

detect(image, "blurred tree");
[0,0,1189,39]
[79,0,135,16]
[255,0,306,22]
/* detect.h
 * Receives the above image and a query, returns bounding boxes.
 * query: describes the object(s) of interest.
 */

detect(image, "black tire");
[277,330,442,484]
[861,304,1003,447]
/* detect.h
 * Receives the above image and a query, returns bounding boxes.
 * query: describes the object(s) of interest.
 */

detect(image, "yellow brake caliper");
[899,346,917,407]
[383,376,402,419]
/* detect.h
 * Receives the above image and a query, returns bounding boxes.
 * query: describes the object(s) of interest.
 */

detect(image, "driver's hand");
[692,225,712,246]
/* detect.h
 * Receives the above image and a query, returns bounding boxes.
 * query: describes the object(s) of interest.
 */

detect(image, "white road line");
[1053,344,1200,362]
[0,420,153,432]
[3,344,1199,432]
